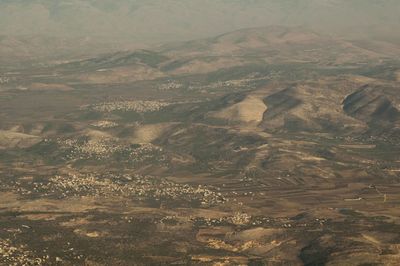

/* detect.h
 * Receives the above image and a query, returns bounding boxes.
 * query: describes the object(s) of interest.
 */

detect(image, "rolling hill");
[41,26,400,84]
[1,25,400,266]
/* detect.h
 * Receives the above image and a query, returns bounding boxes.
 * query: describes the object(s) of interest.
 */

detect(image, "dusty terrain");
[0,26,399,265]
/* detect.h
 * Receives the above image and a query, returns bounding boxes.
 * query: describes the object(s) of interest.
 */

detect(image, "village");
[83,100,171,113]
[16,173,227,207]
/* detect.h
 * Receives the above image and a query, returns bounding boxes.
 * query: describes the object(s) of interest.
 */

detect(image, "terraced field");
[0,26,399,265]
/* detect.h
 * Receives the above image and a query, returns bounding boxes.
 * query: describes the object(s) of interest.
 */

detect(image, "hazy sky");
[1,0,399,44]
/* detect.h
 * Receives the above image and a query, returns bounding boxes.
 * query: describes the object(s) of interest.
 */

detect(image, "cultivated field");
[0,26,399,265]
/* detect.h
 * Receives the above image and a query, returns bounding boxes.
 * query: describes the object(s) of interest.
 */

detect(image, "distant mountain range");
[1,1,399,67]
[2,24,400,69]
[51,26,400,78]
[0,35,144,68]
[0,0,399,44]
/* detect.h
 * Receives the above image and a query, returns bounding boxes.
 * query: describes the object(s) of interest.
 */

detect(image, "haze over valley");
[0,1,400,265]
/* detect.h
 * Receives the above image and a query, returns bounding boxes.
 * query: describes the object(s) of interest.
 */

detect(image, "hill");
[1,25,400,266]
[43,26,400,83]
